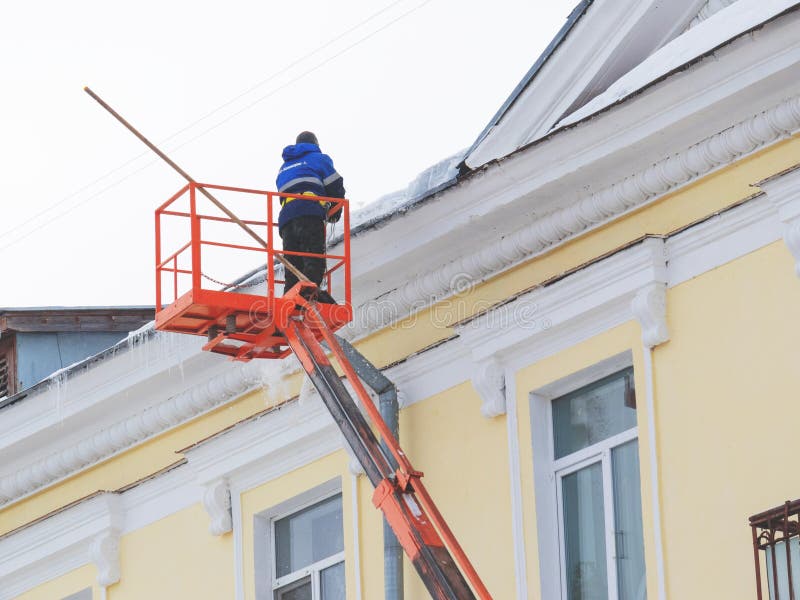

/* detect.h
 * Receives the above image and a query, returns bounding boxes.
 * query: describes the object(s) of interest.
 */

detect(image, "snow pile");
[556,0,797,128]
[343,148,464,232]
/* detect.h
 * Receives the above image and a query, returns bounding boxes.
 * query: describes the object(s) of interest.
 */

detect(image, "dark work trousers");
[280,215,326,295]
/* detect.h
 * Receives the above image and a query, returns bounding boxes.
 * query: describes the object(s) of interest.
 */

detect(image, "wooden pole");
[83,86,309,284]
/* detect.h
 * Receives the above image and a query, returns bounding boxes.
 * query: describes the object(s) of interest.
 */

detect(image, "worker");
[276,131,344,302]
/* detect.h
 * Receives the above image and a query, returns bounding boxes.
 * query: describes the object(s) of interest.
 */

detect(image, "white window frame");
[530,351,640,600]
[254,478,344,600]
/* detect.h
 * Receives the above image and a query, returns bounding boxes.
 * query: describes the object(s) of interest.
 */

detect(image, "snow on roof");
[555,0,799,128]
[345,148,464,234]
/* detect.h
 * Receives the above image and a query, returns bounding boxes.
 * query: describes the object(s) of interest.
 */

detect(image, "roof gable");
[462,0,711,170]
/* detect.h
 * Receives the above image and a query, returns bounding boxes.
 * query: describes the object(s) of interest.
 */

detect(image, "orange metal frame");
[153,184,492,598]
[154,183,352,360]
[278,303,492,599]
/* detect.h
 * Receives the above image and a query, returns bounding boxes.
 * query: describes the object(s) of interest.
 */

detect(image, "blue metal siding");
[16,332,126,390]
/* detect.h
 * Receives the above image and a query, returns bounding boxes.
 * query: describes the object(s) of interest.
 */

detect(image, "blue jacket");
[276,143,345,230]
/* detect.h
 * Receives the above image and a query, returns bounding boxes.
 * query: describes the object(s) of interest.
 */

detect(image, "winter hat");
[296,131,318,145]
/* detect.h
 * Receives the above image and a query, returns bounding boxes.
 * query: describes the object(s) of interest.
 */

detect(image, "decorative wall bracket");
[89,529,121,588]
[202,478,232,535]
[761,165,800,278]
[631,282,669,349]
[471,357,507,418]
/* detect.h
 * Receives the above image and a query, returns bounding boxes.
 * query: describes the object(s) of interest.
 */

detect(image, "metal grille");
[751,499,800,599]
[0,353,7,397]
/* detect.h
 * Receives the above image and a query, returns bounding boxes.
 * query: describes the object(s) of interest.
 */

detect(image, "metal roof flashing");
[456,0,594,176]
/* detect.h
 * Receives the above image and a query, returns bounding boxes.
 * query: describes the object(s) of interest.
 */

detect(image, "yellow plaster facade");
[4,138,800,599]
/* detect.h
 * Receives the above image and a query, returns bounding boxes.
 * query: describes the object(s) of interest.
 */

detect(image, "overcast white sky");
[0,0,576,307]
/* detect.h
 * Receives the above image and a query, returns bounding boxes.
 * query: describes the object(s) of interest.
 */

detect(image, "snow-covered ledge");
[0,492,123,600]
[455,237,669,369]
[760,164,800,277]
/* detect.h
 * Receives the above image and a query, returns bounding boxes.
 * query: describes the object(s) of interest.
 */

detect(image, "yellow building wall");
[14,564,98,600]
[109,503,234,600]
[5,135,800,598]
[654,240,800,599]
[398,382,515,600]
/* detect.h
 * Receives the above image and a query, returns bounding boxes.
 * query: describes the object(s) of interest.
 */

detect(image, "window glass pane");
[562,462,608,600]
[765,537,800,600]
[275,494,344,578]
[611,440,647,600]
[320,561,346,600]
[276,578,311,600]
[553,369,636,459]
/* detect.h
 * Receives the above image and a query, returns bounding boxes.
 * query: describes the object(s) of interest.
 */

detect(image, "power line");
[0,0,430,252]
[167,0,433,154]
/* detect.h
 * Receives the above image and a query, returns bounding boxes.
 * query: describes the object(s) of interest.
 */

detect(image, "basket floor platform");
[155,288,352,361]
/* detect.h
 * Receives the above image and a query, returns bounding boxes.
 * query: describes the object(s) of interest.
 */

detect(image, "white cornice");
[0,357,277,508]
[183,397,340,494]
[0,492,122,600]
[456,238,669,366]
[347,94,800,340]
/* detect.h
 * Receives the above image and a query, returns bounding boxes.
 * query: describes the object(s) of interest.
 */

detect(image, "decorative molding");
[456,238,668,367]
[760,165,800,277]
[631,283,669,348]
[470,357,507,418]
[88,529,121,587]
[0,359,272,508]
[0,492,123,600]
[665,193,781,286]
[202,479,232,536]
[183,397,340,493]
[121,463,198,534]
[350,96,800,339]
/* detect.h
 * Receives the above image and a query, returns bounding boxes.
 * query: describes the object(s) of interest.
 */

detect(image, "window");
[259,488,346,600]
[533,360,647,600]
[750,498,800,600]
[61,590,91,600]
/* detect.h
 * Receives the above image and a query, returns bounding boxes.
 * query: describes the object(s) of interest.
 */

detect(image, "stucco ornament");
[202,478,233,535]
[471,357,506,418]
[89,530,121,587]
[631,283,669,348]
[761,166,800,278]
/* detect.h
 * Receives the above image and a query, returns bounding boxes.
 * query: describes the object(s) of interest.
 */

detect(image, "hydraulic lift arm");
[281,301,492,600]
